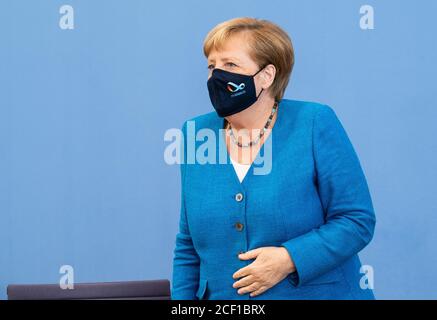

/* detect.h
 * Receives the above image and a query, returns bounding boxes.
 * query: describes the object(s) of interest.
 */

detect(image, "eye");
[207,64,215,70]
[225,62,237,68]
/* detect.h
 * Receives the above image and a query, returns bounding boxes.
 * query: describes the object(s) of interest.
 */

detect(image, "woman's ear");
[261,64,276,89]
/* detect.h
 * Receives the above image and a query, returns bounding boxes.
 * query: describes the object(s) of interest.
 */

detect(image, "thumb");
[239,248,263,260]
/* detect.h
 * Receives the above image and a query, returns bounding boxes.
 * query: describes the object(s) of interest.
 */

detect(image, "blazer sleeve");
[171,121,200,299]
[281,105,376,286]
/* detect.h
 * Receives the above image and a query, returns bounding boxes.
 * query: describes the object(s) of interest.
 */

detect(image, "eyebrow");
[208,56,242,64]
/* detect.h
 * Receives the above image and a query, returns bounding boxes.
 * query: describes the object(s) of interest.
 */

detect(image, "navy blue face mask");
[207,65,266,117]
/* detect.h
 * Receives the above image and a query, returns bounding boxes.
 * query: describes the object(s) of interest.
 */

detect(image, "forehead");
[207,33,252,63]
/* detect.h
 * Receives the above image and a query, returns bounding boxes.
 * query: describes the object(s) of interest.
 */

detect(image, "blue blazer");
[171,99,376,300]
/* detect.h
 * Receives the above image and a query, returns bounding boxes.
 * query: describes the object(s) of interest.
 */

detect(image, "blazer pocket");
[196,279,208,300]
[302,267,343,286]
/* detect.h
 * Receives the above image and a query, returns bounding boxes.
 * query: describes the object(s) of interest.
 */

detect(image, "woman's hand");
[232,246,296,297]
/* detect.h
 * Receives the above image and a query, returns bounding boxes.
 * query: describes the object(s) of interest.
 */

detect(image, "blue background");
[1,0,436,299]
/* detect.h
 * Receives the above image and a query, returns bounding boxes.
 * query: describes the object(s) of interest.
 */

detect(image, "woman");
[171,17,376,300]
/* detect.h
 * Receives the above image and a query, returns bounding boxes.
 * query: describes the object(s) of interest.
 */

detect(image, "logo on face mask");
[226,82,246,93]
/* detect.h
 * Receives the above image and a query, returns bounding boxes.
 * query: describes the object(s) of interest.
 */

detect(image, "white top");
[229,157,251,183]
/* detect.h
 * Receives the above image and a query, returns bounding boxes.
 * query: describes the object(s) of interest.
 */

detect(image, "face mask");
[207,65,266,117]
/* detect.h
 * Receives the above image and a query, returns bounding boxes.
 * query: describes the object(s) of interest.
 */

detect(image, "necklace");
[226,101,278,148]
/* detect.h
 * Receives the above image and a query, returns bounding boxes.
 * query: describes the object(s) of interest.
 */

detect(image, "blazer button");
[235,222,244,231]
[235,193,244,202]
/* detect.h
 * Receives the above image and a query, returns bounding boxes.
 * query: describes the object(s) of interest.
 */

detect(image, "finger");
[237,282,260,295]
[250,286,267,297]
[239,248,263,260]
[232,265,253,279]
[232,275,255,289]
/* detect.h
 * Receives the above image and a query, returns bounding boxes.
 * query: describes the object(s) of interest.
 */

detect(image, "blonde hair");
[203,17,294,102]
